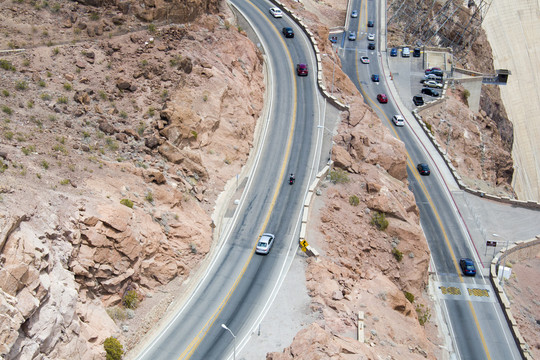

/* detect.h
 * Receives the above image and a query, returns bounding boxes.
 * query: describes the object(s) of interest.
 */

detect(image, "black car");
[413,47,421,57]
[412,95,424,106]
[368,43,375,50]
[425,69,444,77]
[417,163,430,175]
[367,20,374,27]
[421,88,439,97]
[459,258,476,276]
[282,27,294,38]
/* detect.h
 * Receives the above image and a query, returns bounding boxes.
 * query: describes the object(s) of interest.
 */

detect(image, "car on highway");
[351,10,358,18]
[282,27,294,38]
[377,94,388,103]
[256,233,275,255]
[269,7,283,18]
[296,63,308,76]
[424,80,443,88]
[367,20,374,27]
[413,95,424,106]
[348,31,356,41]
[459,258,477,276]
[402,47,410,57]
[360,56,370,64]
[392,114,405,127]
[421,88,440,97]
[390,48,398,57]
[417,163,430,175]
[368,43,375,50]
[371,74,379,82]
[367,33,375,41]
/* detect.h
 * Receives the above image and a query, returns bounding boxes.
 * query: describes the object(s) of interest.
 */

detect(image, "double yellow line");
[177,2,299,359]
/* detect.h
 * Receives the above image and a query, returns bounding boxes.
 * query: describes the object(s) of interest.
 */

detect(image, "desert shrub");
[57,96,68,104]
[27,100,34,108]
[424,121,432,133]
[0,160,7,173]
[148,23,156,33]
[462,89,470,104]
[89,12,100,21]
[2,105,13,115]
[106,137,118,151]
[119,111,127,119]
[0,59,16,71]
[41,160,49,169]
[40,92,51,100]
[103,337,123,360]
[52,47,60,55]
[120,198,133,208]
[2,89,9,97]
[404,291,415,303]
[122,290,139,309]
[370,211,388,230]
[63,82,72,91]
[145,191,153,203]
[15,81,28,90]
[392,247,403,262]
[4,131,14,140]
[137,122,146,136]
[349,195,359,206]
[60,179,69,185]
[328,169,349,184]
[416,304,431,326]
[22,145,35,155]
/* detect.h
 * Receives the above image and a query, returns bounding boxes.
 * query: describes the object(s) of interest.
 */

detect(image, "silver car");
[367,33,375,41]
[348,31,356,41]
[256,233,275,255]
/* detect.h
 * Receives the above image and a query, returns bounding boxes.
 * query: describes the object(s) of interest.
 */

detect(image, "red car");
[296,63,308,76]
[377,94,388,103]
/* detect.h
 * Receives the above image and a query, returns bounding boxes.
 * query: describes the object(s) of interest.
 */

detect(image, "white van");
[402,47,410,57]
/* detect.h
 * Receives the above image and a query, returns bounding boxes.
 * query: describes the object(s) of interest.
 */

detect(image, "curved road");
[342,0,522,359]
[136,0,325,359]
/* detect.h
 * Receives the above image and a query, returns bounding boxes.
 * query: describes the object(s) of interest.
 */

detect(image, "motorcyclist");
[289,173,295,184]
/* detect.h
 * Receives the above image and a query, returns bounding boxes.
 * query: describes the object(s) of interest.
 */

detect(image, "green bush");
[349,195,359,206]
[0,59,16,71]
[41,160,49,169]
[122,290,139,309]
[63,82,72,91]
[15,81,28,90]
[120,198,133,208]
[404,291,415,303]
[2,89,9,97]
[103,337,123,360]
[1,105,12,115]
[424,122,432,134]
[106,306,127,321]
[145,191,154,203]
[148,23,156,33]
[370,211,388,230]
[392,247,403,262]
[416,304,431,326]
[463,89,470,101]
[57,96,68,104]
[328,169,349,184]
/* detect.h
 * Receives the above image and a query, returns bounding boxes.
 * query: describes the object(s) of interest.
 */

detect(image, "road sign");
[300,240,308,248]
[486,241,497,247]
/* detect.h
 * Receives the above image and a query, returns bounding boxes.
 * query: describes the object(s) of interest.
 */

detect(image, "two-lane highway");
[136,0,325,359]
[340,1,521,359]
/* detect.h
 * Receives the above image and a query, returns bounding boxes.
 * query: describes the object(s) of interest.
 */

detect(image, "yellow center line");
[177,3,298,359]
[353,8,490,358]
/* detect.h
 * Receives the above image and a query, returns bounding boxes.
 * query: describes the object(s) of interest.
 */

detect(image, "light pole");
[221,323,236,360]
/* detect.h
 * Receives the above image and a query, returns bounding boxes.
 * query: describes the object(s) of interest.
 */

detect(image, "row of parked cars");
[390,46,421,58]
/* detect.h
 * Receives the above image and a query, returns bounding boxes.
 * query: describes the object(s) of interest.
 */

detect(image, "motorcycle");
[289,174,295,185]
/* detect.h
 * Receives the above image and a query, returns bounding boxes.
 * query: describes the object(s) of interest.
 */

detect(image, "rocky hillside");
[0,0,263,357]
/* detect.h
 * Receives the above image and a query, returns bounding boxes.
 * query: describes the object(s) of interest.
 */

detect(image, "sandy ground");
[483,0,540,202]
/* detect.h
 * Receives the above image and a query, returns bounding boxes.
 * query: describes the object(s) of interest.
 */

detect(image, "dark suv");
[421,88,439,97]
[282,27,294,38]
[413,95,424,106]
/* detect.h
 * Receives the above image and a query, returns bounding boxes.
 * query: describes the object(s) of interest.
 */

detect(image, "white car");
[367,33,375,41]
[360,56,369,64]
[256,233,275,255]
[392,115,405,127]
[424,80,443,88]
[269,7,283,18]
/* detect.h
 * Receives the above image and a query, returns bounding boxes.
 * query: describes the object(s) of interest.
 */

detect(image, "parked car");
[296,63,308,76]
[371,74,379,82]
[282,27,294,38]
[392,115,405,127]
[390,48,398,57]
[367,33,375,41]
[417,163,430,175]
[421,88,440,97]
[413,95,424,106]
[459,258,477,276]
[360,56,370,64]
[256,233,275,254]
[402,47,410,57]
[348,31,356,41]
[330,36,338,43]
[351,10,358,18]
[425,73,443,81]
[377,94,388,103]
[367,20,374,27]
[413,47,421,57]
[425,68,444,77]
[424,80,443,88]
[425,67,441,73]
[368,43,375,50]
[269,7,283,18]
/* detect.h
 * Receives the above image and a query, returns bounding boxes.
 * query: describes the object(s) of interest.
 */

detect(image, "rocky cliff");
[0,0,263,357]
